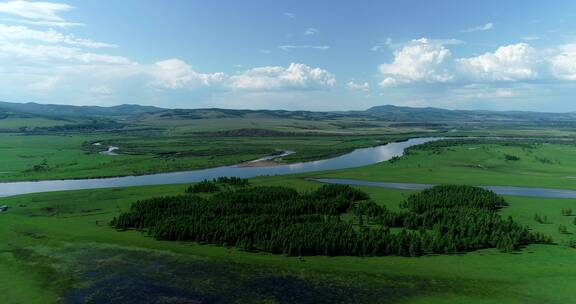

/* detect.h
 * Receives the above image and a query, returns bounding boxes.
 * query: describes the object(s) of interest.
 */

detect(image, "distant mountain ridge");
[0,101,166,118]
[1,100,576,123]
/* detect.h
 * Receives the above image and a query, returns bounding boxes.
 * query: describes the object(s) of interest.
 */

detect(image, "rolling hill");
[2,100,576,128]
[0,101,165,118]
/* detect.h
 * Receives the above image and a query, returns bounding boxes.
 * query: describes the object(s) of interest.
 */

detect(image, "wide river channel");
[1,136,576,199]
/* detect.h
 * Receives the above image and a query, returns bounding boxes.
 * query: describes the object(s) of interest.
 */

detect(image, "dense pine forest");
[112,179,550,256]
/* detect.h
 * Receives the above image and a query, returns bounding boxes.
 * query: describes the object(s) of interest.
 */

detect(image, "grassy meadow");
[0,131,433,182]
[313,140,576,190]
[2,109,576,184]
[1,140,576,303]
[0,117,72,131]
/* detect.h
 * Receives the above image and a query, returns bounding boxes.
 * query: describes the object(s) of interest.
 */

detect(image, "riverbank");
[310,139,576,191]
[0,132,431,183]
[236,150,295,167]
[4,137,576,198]
[0,137,440,198]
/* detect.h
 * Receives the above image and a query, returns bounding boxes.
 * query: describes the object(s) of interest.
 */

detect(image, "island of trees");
[112,178,550,257]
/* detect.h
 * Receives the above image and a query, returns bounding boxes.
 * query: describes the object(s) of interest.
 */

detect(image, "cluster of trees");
[112,182,550,256]
[534,213,551,224]
[186,180,220,193]
[360,185,550,252]
[504,154,520,161]
[26,159,50,173]
[185,177,250,193]
[32,120,124,133]
[561,208,573,216]
[214,176,250,186]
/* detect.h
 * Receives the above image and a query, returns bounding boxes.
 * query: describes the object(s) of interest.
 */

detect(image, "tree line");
[186,177,250,193]
[112,181,550,256]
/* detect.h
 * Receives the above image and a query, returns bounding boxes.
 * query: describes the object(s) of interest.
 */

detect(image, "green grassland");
[132,110,576,139]
[3,105,576,303]
[314,140,576,190]
[0,132,432,182]
[130,110,441,135]
[1,141,576,303]
[0,117,72,131]
[5,105,576,183]
[0,105,447,182]
[448,127,576,138]
[103,133,424,163]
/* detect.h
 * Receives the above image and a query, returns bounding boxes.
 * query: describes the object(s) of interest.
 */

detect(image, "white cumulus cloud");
[550,44,576,80]
[150,58,226,89]
[378,38,453,87]
[148,61,336,91]
[229,63,336,91]
[457,43,540,81]
[376,40,573,88]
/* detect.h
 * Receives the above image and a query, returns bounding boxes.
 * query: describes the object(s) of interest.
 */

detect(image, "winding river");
[1,136,576,199]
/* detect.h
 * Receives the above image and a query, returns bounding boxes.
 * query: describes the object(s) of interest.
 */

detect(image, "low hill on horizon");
[2,100,576,125]
[0,101,166,118]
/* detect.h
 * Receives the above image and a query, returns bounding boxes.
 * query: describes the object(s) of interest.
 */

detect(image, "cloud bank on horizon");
[0,0,576,111]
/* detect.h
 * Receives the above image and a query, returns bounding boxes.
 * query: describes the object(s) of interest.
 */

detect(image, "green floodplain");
[0,132,420,182]
[1,104,576,303]
[2,138,576,303]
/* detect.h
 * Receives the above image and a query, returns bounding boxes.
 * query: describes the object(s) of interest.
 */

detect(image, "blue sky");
[1,0,576,111]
